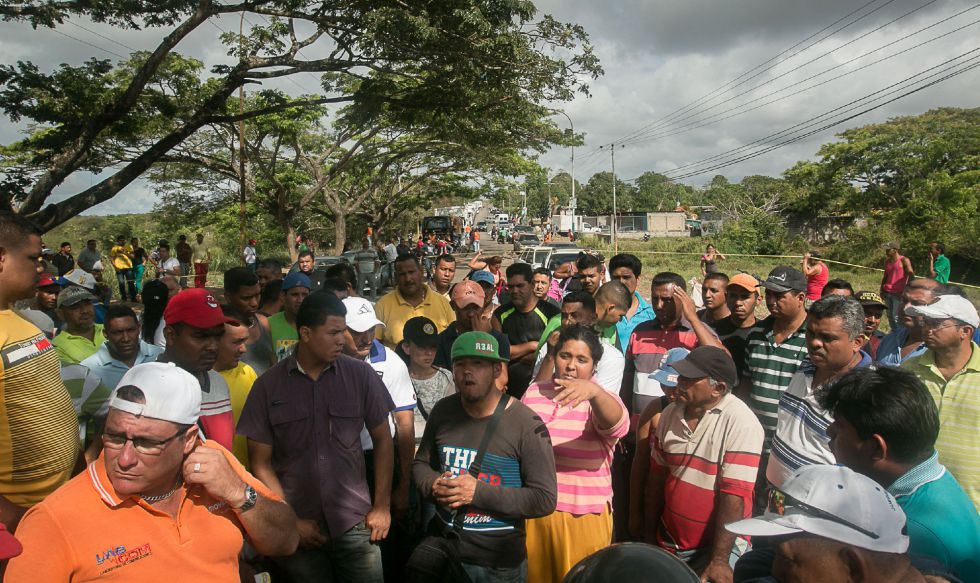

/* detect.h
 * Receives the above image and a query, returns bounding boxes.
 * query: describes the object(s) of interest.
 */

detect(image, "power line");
[622,11,980,147]
[661,50,980,180]
[620,0,949,147]
[613,0,902,146]
[65,20,138,52]
[47,27,127,59]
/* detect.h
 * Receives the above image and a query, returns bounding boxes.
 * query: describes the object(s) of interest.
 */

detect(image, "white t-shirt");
[159,257,180,276]
[152,318,166,349]
[360,340,416,450]
[244,245,256,264]
[531,336,625,395]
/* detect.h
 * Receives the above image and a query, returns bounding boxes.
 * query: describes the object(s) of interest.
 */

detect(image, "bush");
[717,211,797,255]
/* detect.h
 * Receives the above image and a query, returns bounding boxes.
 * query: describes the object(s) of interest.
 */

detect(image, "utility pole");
[601,143,625,253]
[552,110,575,215]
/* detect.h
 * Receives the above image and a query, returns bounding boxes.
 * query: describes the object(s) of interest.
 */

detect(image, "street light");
[551,110,575,215]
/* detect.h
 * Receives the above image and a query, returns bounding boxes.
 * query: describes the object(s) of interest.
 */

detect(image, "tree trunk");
[333,212,347,256]
[285,224,299,263]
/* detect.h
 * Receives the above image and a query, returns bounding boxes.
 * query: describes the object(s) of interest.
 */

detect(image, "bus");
[421,215,455,237]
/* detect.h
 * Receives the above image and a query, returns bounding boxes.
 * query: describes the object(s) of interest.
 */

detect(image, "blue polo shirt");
[889,451,980,583]
[80,340,164,390]
[616,291,655,353]
[875,327,927,367]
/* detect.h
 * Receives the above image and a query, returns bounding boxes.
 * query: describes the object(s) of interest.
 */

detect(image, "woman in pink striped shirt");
[521,325,629,583]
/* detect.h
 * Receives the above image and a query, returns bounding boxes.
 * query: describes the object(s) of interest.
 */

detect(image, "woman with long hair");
[140,277,176,347]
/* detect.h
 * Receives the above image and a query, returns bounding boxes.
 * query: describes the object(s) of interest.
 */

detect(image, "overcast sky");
[0,0,976,215]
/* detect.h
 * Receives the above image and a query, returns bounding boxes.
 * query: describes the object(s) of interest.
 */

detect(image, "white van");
[494,213,510,224]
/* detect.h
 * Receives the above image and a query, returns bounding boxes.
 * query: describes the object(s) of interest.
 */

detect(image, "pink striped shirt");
[521,380,629,515]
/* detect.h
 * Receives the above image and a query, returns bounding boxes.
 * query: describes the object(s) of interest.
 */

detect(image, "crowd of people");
[0,208,977,583]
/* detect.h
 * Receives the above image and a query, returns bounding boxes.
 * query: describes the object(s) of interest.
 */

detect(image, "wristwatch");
[238,485,257,512]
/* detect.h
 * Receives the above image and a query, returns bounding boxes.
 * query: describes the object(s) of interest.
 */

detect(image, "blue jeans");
[884,291,904,332]
[675,537,749,572]
[276,522,383,583]
[462,560,527,583]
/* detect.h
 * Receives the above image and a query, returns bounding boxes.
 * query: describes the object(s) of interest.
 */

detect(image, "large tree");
[0,0,600,230]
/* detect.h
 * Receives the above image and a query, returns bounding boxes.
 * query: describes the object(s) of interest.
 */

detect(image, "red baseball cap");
[37,273,60,288]
[0,523,22,559]
[163,288,237,329]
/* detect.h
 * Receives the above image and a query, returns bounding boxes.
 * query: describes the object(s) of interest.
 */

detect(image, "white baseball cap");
[342,297,385,332]
[109,362,202,425]
[905,294,979,329]
[726,465,909,554]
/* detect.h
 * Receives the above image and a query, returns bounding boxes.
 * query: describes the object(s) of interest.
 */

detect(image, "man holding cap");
[903,294,980,511]
[341,296,415,522]
[5,362,299,581]
[268,272,311,362]
[239,292,395,582]
[53,285,106,364]
[159,288,237,451]
[646,346,764,582]
[413,331,557,582]
[434,280,511,391]
[727,465,927,583]
[856,291,887,359]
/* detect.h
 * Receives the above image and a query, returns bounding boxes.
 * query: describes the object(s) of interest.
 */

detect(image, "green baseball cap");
[451,331,509,363]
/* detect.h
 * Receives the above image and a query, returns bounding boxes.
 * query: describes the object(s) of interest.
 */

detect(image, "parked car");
[516,233,541,249]
[547,249,584,272]
[516,246,555,270]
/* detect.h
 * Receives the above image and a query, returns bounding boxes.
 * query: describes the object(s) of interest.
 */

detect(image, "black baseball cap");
[403,316,440,348]
[671,346,739,388]
[761,266,807,293]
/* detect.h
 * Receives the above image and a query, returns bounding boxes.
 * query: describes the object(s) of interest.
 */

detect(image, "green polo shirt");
[933,254,951,284]
[53,324,106,365]
[904,343,980,512]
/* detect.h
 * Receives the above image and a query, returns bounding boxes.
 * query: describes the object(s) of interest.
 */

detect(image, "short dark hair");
[296,291,347,329]
[822,278,854,296]
[808,295,865,340]
[562,290,597,313]
[704,272,729,286]
[256,258,283,272]
[576,253,602,272]
[60,241,70,248]
[595,281,632,311]
[298,250,314,260]
[394,253,419,267]
[104,304,139,329]
[224,267,259,294]
[818,367,939,465]
[608,253,642,277]
[324,263,357,289]
[321,276,349,294]
[0,211,42,250]
[435,254,456,266]
[652,271,686,291]
[159,243,171,251]
[532,267,552,281]
[260,278,284,306]
[556,324,604,364]
[931,241,945,254]
[506,262,533,282]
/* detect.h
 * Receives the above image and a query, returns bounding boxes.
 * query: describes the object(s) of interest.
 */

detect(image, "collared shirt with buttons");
[236,354,395,537]
[373,286,455,349]
[81,340,164,390]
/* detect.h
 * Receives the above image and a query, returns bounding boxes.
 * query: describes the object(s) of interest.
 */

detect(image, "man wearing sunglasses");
[5,362,299,581]
[902,294,980,513]
[727,465,933,583]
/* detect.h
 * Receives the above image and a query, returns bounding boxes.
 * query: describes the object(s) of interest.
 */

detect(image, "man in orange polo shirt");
[5,362,298,581]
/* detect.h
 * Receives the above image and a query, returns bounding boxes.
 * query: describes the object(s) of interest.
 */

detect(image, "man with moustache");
[82,304,163,390]
[375,254,454,349]
[158,288,238,451]
[433,280,510,391]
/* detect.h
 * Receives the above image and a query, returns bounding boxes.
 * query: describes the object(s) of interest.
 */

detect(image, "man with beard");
[375,255,454,349]
[82,304,163,390]
[53,286,106,364]
[159,288,237,451]
[433,280,510,392]
[223,267,275,375]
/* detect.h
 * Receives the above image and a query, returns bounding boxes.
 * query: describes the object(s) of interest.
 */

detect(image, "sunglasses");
[768,489,879,540]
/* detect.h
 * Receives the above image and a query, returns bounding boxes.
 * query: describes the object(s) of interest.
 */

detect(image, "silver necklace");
[141,478,183,504]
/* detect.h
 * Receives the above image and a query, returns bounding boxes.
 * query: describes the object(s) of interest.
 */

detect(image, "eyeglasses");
[767,489,879,540]
[102,428,186,455]
[919,317,960,332]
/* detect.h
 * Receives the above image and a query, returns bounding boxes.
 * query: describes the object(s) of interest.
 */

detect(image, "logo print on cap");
[423,323,435,335]
[771,272,787,282]
[205,294,218,308]
[358,304,372,315]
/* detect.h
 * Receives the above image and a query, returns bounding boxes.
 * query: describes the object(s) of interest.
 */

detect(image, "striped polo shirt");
[651,393,764,552]
[521,380,629,515]
[904,343,980,512]
[743,316,808,453]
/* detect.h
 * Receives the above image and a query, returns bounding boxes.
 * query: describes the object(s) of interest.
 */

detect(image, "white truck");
[551,214,601,235]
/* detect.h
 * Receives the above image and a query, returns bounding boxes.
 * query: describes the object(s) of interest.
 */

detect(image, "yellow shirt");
[904,342,980,511]
[110,244,133,270]
[0,311,80,507]
[374,287,455,349]
[53,324,106,365]
[218,362,258,469]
